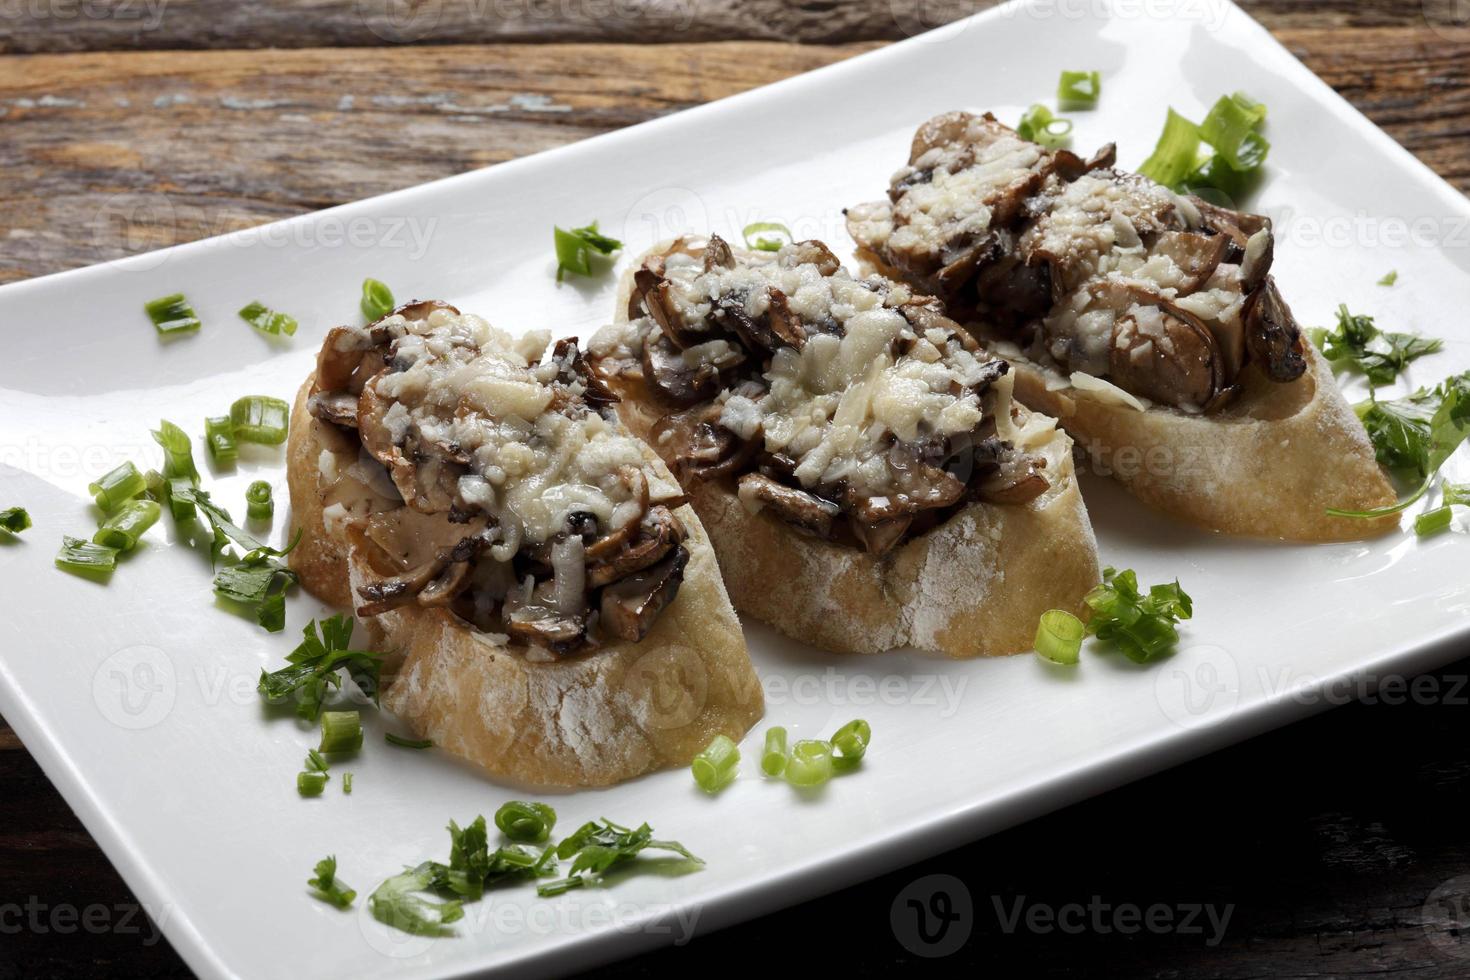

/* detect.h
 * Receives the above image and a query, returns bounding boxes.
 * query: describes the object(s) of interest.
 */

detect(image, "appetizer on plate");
[846,111,1396,540]
[587,236,1100,658]
[287,301,762,787]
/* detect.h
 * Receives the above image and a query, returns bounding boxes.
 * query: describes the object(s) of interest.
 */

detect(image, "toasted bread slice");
[596,241,1101,658]
[287,358,762,788]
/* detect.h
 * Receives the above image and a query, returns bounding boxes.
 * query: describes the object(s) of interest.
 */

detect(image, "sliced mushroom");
[782,240,841,276]
[652,405,759,482]
[585,505,685,589]
[1243,276,1307,383]
[584,466,649,562]
[737,473,840,537]
[641,334,722,407]
[936,234,999,293]
[307,391,360,428]
[503,581,589,654]
[703,235,735,271]
[417,561,472,606]
[765,288,807,350]
[599,546,689,643]
[552,337,619,415]
[632,268,693,350]
[1151,231,1229,295]
[356,556,447,616]
[313,326,386,395]
[973,256,1053,324]
[1107,301,1225,409]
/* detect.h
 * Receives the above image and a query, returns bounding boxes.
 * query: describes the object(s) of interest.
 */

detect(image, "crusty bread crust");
[607,244,1101,658]
[286,374,763,788]
[850,243,1399,541]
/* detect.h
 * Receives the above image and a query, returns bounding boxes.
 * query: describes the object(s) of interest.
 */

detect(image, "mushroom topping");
[642,334,729,407]
[418,560,473,607]
[307,390,360,428]
[653,405,759,482]
[632,268,692,350]
[600,546,689,643]
[703,234,736,271]
[314,326,386,395]
[737,473,841,537]
[784,239,842,276]
[585,466,650,561]
[851,516,913,556]
[765,289,807,350]
[1108,301,1224,409]
[1243,277,1307,383]
[1151,231,1229,294]
[503,579,589,654]
[586,505,685,589]
[356,557,447,616]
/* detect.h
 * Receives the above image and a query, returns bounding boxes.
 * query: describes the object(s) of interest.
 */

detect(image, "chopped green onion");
[1017,104,1072,150]
[1416,505,1453,537]
[761,726,789,777]
[204,416,237,466]
[151,420,199,483]
[297,771,329,796]
[785,739,834,788]
[1378,270,1399,287]
[1084,567,1193,663]
[1137,109,1202,189]
[319,710,364,754]
[238,300,298,338]
[1035,608,1086,665]
[93,499,160,552]
[741,221,793,253]
[386,732,434,749]
[368,865,464,935]
[1057,69,1101,109]
[830,719,871,770]
[144,293,201,335]
[307,855,356,909]
[229,396,290,445]
[1446,483,1470,507]
[306,747,330,772]
[691,734,740,794]
[0,507,31,534]
[1198,93,1269,172]
[554,222,623,281]
[494,801,557,843]
[343,772,354,794]
[361,278,395,321]
[246,480,274,521]
[537,818,699,897]
[56,535,118,576]
[88,461,146,513]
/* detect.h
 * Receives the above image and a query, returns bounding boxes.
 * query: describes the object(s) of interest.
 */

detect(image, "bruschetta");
[846,111,1397,541]
[586,236,1100,658]
[286,301,762,787]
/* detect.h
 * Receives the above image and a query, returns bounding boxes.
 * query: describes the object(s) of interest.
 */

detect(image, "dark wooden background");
[3,1,1470,976]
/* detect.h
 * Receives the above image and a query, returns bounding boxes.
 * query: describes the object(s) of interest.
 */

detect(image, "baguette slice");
[600,242,1101,658]
[287,376,763,788]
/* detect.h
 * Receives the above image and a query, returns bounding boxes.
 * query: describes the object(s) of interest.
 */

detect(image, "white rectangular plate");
[3,1,1469,976]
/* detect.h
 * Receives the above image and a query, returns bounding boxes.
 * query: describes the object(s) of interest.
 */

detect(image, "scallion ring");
[246,480,274,521]
[761,726,789,777]
[319,710,364,754]
[785,739,834,788]
[691,734,740,793]
[741,221,793,253]
[830,719,871,770]
[56,535,119,577]
[204,416,238,465]
[88,461,147,513]
[361,278,395,321]
[1416,505,1454,537]
[494,801,558,843]
[93,499,161,552]
[1035,608,1086,665]
[229,396,290,445]
[297,771,329,797]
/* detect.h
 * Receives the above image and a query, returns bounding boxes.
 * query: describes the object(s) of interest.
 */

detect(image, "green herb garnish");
[740,221,794,253]
[308,855,356,909]
[1083,567,1193,664]
[1140,93,1269,199]
[258,615,386,721]
[145,293,201,335]
[0,507,31,535]
[537,819,701,897]
[494,801,557,844]
[1057,69,1101,109]
[361,278,395,321]
[385,732,434,750]
[1017,104,1073,150]
[368,865,465,936]
[306,748,330,773]
[229,395,290,445]
[245,480,274,522]
[691,735,740,794]
[238,300,298,338]
[56,535,119,577]
[171,485,299,630]
[554,221,623,281]
[1332,372,1470,519]
[1034,608,1085,665]
[93,499,160,551]
[1313,305,1443,387]
[1378,270,1399,287]
[1137,108,1203,189]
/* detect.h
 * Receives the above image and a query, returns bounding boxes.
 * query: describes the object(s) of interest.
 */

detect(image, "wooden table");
[3,2,1470,975]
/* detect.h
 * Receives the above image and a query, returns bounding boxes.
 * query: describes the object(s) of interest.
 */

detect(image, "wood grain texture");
[0,0,1460,52]
[3,27,1469,285]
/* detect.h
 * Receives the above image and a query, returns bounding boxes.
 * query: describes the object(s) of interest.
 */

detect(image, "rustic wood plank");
[0,0,1454,52]
[2,29,1468,285]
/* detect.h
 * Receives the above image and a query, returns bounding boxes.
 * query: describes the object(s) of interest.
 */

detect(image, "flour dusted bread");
[286,302,761,787]
[589,238,1100,657]
[847,110,1397,541]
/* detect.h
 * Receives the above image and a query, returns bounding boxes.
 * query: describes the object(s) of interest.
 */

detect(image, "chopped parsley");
[385,733,434,750]
[0,507,31,535]
[173,485,299,631]
[1312,305,1443,388]
[537,819,702,897]
[1082,567,1193,664]
[308,855,356,910]
[258,615,386,721]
